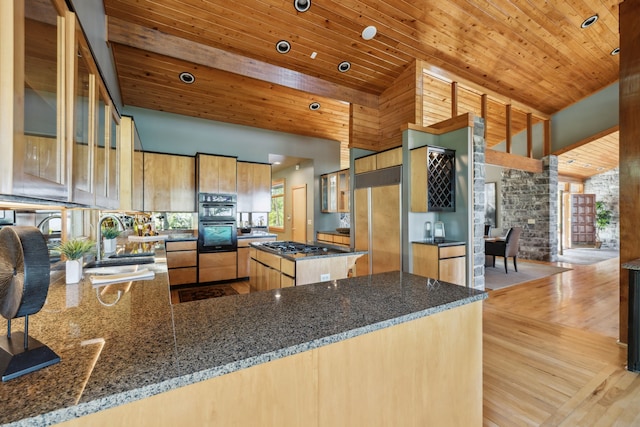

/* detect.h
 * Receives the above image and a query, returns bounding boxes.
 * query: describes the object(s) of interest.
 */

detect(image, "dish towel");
[89,269,155,285]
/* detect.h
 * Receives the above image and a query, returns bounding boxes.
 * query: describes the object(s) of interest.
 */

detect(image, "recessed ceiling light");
[294,0,310,12]
[179,72,195,84]
[309,102,321,110]
[362,25,377,41]
[581,14,598,29]
[276,40,291,54]
[566,159,575,164]
[611,47,620,55]
[338,61,351,72]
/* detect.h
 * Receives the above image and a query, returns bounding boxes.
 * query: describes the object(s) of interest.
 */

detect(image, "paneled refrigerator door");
[354,167,401,276]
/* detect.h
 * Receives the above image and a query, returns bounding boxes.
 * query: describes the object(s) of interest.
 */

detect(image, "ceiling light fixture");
[276,40,291,54]
[294,0,310,12]
[611,47,620,55]
[309,102,321,110]
[581,14,598,29]
[338,61,351,72]
[178,72,195,84]
[362,25,377,41]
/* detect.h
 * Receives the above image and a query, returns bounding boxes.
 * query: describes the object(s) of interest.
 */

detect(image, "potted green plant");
[101,226,121,253]
[56,238,95,284]
[595,201,612,249]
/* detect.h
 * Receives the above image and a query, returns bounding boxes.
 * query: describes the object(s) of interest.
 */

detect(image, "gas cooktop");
[260,241,328,255]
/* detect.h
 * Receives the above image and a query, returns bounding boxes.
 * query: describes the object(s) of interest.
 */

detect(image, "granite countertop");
[317,230,350,237]
[237,231,277,239]
[160,230,198,241]
[0,244,486,426]
[411,239,466,247]
[622,259,640,270]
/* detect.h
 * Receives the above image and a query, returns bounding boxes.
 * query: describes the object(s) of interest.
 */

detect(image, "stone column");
[500,155,558,261]
[472,116,486,290]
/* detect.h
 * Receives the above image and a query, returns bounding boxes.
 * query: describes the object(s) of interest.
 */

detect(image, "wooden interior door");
[571,194,596,246]
[562,192,571,250]
[291,185,307,243]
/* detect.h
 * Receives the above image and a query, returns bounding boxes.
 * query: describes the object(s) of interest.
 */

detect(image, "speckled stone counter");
[1,254,486,426]
[622,259,640,270]
[411,239,466,247]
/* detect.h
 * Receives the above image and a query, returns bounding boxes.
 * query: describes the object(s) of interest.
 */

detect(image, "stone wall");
[500,156,559,261]
[472,117,486,290]
[584,167,619,250]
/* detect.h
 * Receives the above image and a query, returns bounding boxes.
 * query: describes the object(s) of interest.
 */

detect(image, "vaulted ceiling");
[103,0,620,177]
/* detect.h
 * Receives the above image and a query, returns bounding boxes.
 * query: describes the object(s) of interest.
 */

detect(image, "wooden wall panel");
[618,0,640,345]
[378,60,421,150]
[349,103,380,150]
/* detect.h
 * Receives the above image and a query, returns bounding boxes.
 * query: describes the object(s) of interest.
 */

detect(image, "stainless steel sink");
[84,256,154,269]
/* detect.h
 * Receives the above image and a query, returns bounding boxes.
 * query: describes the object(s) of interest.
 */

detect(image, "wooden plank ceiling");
[103,0,620,176]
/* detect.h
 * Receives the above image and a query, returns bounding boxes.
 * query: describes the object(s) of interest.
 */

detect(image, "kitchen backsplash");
[339,213,350,228]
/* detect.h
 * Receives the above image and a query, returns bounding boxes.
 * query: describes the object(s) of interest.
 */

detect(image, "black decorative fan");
[0,226,60,381]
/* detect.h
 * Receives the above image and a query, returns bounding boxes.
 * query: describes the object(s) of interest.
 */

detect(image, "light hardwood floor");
[483,256,640,426]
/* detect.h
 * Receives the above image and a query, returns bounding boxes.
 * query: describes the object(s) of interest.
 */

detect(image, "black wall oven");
[198,193,237,253]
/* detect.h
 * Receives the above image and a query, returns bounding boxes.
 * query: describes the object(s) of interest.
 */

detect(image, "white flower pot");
[65,259,83,284]
[103,238,117,253]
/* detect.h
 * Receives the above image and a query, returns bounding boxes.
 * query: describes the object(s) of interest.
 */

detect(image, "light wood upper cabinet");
[197,153,237,194]
[354,147,402,174]
[237,161,271,212]
[321,169,349,213]
[144,152,195,212]
[119,116,144,211]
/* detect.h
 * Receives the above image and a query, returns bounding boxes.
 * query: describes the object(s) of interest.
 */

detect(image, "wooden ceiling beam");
[107,16,379,109]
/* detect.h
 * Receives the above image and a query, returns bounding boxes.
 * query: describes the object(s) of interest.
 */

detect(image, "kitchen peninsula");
[0,245,486,426]
[249,241,366,291]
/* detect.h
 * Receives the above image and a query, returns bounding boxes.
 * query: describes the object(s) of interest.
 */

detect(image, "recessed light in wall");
[581,14,598,29]
[362,25,377,40]
[611,47,620,55]
[179,72,195,84]
[276,40,291,54]
[294,0,310,12]
[309,102,321,110]
[338,61,351,72]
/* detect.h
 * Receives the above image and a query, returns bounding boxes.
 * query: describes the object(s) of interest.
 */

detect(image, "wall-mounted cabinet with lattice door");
[410,146,456,212]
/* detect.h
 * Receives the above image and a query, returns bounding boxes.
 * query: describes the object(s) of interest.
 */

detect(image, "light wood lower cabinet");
[238,237,276,279]
[166,240,197,286]
[412,243,466,286]
[199,252,237,283]
[249,248,294,292]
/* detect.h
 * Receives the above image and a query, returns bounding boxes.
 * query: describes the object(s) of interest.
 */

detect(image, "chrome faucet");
[96,214,126,261]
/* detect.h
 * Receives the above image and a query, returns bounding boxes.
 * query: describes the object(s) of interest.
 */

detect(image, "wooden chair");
[485,227,523,274]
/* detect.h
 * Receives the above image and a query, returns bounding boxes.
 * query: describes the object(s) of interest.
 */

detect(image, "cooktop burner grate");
[261,241,326,255]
